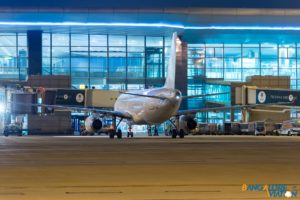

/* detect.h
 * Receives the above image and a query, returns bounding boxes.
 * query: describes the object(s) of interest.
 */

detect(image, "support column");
[27,30,42,75]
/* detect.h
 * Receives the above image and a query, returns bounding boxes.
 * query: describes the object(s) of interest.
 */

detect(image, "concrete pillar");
[27,30,42,75]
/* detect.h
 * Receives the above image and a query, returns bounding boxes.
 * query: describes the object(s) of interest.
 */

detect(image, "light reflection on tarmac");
[0,135,299,200]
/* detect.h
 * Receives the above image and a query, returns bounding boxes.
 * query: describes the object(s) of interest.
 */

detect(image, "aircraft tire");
[117,129,122,139]
[109,131,115,139]
[172,129,177,138]
[179,129,185,138]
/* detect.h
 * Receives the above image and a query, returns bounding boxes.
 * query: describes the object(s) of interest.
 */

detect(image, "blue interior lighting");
[185,26,300,30]
[1,22,300,31]
[0,22,184,28]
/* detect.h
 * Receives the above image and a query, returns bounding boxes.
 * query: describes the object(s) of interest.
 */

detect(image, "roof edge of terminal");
[1,7,300,16]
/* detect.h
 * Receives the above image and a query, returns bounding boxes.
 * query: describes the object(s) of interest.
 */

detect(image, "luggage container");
[11,93,37,114]
[208,123,217,134]
[223,122,231,135]
[197,123,209,135]
[240,122,255,135]
[254,121,266,136]
[231,122,241,135]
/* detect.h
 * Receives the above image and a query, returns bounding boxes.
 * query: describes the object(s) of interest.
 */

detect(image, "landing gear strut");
[169,116,184,139]
[116,129,122,139]
[109,131,115,139]
[179,129,184,138]
[110,116,123,139]
[171,129,177,138]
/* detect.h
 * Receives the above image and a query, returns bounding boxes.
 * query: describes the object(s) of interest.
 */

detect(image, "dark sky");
[1,0,300,9]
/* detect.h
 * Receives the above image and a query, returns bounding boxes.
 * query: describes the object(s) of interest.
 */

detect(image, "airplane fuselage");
[114,88,182,125]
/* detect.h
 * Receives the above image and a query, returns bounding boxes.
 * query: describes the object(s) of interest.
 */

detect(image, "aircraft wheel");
[117,129,122,139]
[172,129,177,138]
[179,129,185,138]
[80,131,86,136]
[109,131,115,139]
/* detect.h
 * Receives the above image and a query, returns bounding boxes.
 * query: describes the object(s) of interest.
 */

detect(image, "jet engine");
[84,115,103,133]
[179,115,197,133]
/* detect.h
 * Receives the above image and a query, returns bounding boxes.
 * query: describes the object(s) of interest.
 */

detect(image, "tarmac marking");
[65,191,123,194]
[164,190,222,193]
[0,192,25,196]
[145,198,267,200]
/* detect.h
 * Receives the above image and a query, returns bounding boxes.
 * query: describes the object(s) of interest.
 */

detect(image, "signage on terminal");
[256,89,300,106]
[56,89,85,106]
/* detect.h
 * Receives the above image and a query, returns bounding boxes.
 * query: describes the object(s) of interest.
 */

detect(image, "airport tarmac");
[0,135,299,200]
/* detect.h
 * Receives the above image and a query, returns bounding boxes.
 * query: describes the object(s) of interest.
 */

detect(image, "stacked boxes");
[28,111,72,135]
[85,89,119,108]
[27,75,71,89]
[246,75,290,89]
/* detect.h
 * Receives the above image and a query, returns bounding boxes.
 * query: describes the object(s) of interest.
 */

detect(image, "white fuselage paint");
[114,88,182,125]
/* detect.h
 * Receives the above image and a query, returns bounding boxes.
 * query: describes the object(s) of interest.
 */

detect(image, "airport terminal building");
[1,0,300,124]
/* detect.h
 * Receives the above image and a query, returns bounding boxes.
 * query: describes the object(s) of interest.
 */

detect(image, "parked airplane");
[81,32,192,138]
[36,32,228,138]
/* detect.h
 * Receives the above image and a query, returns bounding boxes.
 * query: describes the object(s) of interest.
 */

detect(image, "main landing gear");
[171,129,185,139]
[109,117,134,139]
[169,116,185,139]
[109,116,123,139]
[109,128,122,139]
[147,125,159,137]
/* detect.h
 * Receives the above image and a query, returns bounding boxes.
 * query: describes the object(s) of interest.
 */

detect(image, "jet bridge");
[237,87,300,106]
[235,86,298,123]
[55,89,119,108]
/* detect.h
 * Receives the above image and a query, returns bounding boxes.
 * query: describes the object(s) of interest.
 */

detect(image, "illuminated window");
[188,41,300,122]
[0,33,28,80]
[43,33,169,89]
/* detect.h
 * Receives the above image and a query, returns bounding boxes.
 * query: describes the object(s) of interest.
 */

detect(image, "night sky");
[0,0,300,9]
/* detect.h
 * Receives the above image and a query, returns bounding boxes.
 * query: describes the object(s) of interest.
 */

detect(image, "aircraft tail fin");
[164,32,177,89]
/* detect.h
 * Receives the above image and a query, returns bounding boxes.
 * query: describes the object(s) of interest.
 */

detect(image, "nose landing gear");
[127,125,133,138]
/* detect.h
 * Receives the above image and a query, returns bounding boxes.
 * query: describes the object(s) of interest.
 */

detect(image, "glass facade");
[188,43,299,88]
[187,44,232,123]
[0,33,28,80]
[187,43,289,122]
[43,33,170,89]
[188,43,300,122]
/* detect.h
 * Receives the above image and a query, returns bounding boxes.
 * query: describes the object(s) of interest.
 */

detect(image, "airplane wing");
[177,105,247,116]
[16,103,132,119]
[181,92,230,99]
